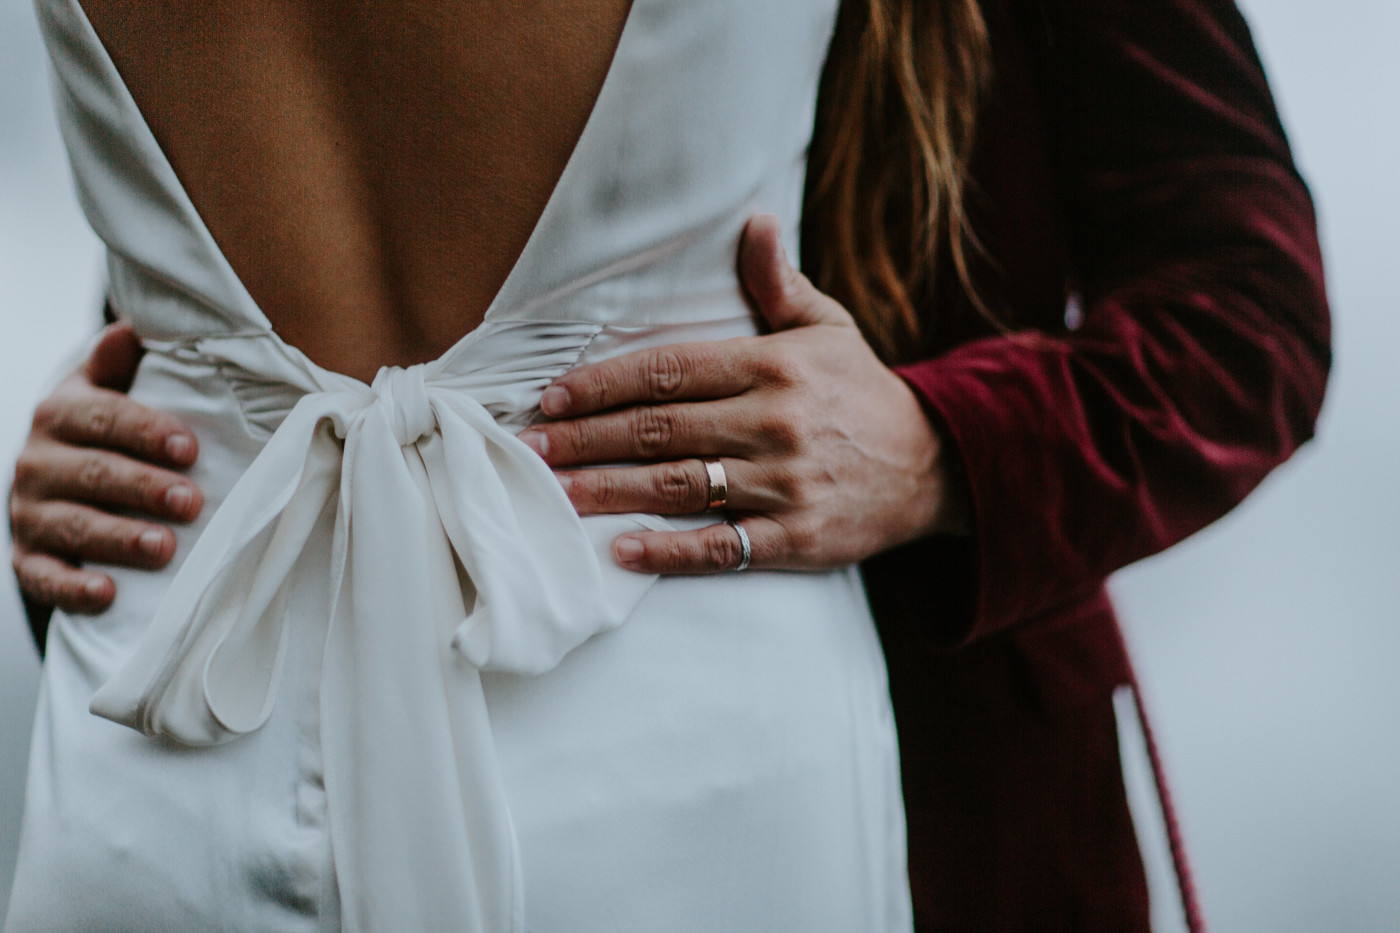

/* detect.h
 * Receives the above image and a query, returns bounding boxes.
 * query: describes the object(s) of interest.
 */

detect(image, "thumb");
[85,321,146,392]
[739,214,853,332]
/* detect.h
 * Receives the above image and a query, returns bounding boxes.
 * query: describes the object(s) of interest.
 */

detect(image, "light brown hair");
[804,0,993,363]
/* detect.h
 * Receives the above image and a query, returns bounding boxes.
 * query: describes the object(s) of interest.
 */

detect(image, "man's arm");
[892,0,1330,644]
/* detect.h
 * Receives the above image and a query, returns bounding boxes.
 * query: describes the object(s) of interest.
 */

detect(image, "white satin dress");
[5,0,912,931]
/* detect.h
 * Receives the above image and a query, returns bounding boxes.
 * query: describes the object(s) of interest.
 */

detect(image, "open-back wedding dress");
[5,0,912,930]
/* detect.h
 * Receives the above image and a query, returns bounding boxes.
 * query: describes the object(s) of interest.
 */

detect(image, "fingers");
[738,213,854,331]
[539,341,755,418]
[85,321,146,392]
[13,440,203,522]
[10,498,178,570]
[522,397,772,467]
[10,326,196,615]
[558,457,780,516]
[612,516,780,575]
[11,548,116,614]
[33,382,198,467]
[536,216,856,421]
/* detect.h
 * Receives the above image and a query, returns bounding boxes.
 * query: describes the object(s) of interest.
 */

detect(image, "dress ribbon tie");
[90,338,665,932]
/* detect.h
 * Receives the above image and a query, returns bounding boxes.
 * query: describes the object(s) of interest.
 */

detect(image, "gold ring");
[702,458,728,511]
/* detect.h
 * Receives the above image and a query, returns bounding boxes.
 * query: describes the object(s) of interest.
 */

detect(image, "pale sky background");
[1,0,1398,928]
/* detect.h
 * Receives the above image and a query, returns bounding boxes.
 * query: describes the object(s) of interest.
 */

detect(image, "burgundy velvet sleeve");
[893,0,1330,645]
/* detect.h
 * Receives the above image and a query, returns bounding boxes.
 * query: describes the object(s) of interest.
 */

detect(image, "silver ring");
[702,457,728,511]
[726,519,751,572]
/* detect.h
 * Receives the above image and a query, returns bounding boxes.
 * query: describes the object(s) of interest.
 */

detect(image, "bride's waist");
[128,314,758,442]
[121,320,764,579]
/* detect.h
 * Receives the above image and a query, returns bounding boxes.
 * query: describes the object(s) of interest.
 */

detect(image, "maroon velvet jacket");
[844,0,1329,929]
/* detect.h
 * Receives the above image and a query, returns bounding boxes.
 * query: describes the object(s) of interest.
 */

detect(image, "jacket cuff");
[894,339,1100,644]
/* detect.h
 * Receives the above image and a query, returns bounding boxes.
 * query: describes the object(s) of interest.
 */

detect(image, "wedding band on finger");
[702,457,728,511]
[725,519,751,572]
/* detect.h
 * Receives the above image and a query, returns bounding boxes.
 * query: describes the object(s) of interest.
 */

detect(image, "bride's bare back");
[81,0,633,381]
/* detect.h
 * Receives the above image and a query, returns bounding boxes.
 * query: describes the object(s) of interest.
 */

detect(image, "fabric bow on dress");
[90,327,667,933]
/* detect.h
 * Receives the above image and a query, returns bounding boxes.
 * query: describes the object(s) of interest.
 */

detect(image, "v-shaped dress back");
[6,1,913,931]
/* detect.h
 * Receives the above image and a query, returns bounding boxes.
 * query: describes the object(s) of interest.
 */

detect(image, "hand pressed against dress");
[11,215,969,617]
[529,215,971,572]
[10,323,201,612]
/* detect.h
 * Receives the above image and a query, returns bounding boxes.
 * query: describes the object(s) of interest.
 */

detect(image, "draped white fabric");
[90,331,665,932]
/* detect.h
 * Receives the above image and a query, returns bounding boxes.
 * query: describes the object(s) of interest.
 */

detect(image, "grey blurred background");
[1,0,1396,928]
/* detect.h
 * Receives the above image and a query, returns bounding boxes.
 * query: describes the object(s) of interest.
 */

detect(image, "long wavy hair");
[804,0,993,364]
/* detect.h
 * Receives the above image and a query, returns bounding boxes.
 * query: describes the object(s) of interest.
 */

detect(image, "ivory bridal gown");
[4,0,912,930]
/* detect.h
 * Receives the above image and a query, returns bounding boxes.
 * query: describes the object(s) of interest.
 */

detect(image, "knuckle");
[656,535,689,570]
[760,411,804,452]
[634,407,676,457]
[83,402,119,446]
[754,346,802,386]
[703,528,741,570]
[768,466,803,503]
[570,371,608,412]
[656,463,705,511]
[76,455,111,497]
[589,471,624,511]
[549,423,583,463]
[645,349,689,400]
[784,480,814,513]
[52,509,90,555]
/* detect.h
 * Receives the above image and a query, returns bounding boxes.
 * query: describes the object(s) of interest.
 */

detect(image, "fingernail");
[614,537,644,565]
[166,434,194,462]
[519,431,548,457]
[138,529,166,557]
[83,577,107,599]
[540,386,570,417]
[166,484,193,514]
[555,473,572,494]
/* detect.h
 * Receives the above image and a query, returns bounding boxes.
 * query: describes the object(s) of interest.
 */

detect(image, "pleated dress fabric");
[4,1,913,930]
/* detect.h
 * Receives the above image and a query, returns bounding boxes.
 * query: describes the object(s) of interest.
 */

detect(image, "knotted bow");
[90,330,666,932]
